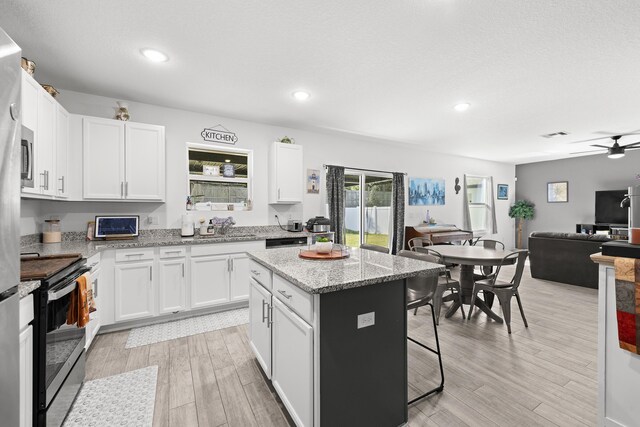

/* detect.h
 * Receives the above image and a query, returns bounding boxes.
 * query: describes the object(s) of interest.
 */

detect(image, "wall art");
[409,177,445,206]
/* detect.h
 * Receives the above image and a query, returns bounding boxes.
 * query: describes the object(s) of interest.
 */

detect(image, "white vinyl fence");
[345,206,391,234]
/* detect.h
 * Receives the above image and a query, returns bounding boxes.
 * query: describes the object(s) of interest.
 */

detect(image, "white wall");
[22,89,516,247]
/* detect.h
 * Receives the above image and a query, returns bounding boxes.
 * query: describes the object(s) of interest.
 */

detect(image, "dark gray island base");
[247,247,443,427]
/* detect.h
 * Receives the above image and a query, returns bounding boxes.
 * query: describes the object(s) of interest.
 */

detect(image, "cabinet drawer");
[115,248,155,262]
[273,274,312,324]
[159,246,186,259]
[249,260,272,290]
[191,241,264,257]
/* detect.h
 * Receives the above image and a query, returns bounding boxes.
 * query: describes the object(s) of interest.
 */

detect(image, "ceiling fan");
[570,134,640,159]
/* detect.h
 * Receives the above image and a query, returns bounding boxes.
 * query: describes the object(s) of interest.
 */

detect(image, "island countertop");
[247,247,444,294]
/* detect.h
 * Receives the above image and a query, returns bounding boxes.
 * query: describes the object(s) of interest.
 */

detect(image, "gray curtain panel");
[326,166,345,244]
[391,172,406,254]
[462,174,472,231]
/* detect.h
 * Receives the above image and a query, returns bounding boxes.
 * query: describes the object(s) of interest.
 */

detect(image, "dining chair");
[407,237,433,251]
[472,239,505,280]
[413,247,466,322]
[468,250,529,334]
[360,243,390,254]
[397,250,444,403]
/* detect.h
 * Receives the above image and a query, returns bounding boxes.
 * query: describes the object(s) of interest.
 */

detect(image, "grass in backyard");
[344,230,389,248]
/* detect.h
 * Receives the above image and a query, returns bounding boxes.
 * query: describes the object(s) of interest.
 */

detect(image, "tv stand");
[575,223,627,234]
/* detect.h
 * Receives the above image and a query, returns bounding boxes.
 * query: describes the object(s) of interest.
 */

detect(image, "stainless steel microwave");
[21,125,34,188]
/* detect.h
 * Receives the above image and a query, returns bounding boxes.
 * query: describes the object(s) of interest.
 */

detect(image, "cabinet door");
[19,325,33,427]
[55,104,69,198]
[37,91,56,196]
[83,117,125,199]
[249,279,271,378]
[229,253,250,301]
[275,143,303,203]
[124,122,165,201]
[272,297,313,427]
[114,261,155,322]
[158,258,187,314]
[21,72,40,195]
[190,255,230,309]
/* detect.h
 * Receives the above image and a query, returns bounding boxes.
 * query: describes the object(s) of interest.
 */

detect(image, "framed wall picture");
[307,169,320,194]
[547,181,568,203]
[497,184,508,200]
[409,177,445,206]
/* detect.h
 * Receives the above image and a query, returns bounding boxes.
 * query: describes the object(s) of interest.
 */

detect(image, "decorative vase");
[315,241,333,254]
[115,101,130,121]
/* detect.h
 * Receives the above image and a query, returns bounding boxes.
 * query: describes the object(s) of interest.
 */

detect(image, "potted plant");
[315,236,333,254]
[509,200,535,248]
[278,136,295,144]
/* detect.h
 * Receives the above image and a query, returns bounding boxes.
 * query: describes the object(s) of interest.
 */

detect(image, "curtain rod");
[323,164,407,176]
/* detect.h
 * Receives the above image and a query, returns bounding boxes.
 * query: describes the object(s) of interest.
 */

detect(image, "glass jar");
[43,218,62,243]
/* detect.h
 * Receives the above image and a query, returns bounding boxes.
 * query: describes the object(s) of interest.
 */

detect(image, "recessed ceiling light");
[292,91,311,101]
[224,159,231,163]
[140,48,169,63]
[454,102,470,112]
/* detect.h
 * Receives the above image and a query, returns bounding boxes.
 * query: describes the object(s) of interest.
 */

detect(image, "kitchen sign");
[201,125,238,145]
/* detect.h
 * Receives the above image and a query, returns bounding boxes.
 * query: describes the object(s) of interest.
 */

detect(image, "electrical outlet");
[147,215,159,225]
[357,312,375,329]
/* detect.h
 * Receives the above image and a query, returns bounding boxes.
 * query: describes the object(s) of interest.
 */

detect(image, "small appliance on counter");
[305,216,331,233]
[287,219,303,232]
[94,215,139,240]
[181,214,195,237]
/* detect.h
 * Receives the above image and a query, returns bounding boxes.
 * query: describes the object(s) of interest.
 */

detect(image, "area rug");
[125,307,249,348]
[63,365,158,427]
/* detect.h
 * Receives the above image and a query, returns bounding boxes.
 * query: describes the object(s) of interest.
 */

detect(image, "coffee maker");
[621,185,640,245]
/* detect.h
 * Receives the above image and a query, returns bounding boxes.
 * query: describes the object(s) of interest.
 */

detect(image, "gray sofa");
[528,231,611,289]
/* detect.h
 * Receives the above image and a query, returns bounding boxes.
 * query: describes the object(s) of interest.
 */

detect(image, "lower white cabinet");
[272,297,314,427]
[114,261,155,322]
[158,258,187,314]
[19,325,33,427]
[190,254,230,309]
[249,278,272,378]
[230,253,250,301]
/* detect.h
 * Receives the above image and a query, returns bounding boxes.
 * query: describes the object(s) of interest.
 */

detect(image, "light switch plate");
[357,312,375,329]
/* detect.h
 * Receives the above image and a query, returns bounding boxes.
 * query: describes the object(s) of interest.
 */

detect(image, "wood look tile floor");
[86,265,598,426]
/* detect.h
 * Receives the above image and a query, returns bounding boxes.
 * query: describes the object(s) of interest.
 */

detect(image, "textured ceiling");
[2,0,640,164]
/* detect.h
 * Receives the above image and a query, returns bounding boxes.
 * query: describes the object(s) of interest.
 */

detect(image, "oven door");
[21,126,34,188]
[45,277,86,409]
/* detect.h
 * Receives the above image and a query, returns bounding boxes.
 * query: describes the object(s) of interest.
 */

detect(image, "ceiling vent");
[541,131,569,139]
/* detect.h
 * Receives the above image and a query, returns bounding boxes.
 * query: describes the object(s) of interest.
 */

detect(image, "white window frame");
[186,142,254,211]
[466,174,492,236]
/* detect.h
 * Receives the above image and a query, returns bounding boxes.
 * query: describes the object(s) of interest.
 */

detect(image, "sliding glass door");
[344,171,393,249]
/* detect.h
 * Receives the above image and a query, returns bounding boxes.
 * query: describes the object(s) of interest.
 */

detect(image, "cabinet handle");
[182,263,185,277]
[262,300,268,324]
[121,182,124,198]
[277,289,292,300]
[150,267,153,281]
[126,253,145,257]
[231,258,234,271]
[268,304,273,327]
[46,171,49,190]
[125,182,128,197]
[59,176,65,193]
[251,269,260,276]
[278,188,281,199]
[166,250,181,254]
[93,278,98,298]
[40,172,46,189]
[227,258,231,272]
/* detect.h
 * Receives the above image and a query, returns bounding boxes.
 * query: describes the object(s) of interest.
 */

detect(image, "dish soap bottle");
[425,210,430,224]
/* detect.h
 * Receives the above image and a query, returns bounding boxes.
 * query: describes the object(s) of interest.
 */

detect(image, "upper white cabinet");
[55,104,69,198]
[37,90,55,197]
[269,142,303,204]
[82,116,165,201]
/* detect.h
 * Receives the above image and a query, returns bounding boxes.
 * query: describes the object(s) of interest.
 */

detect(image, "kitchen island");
[247,247,443,427]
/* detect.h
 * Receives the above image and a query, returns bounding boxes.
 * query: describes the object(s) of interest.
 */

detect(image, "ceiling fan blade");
[591,144,611,149]
[624,146,640,150]
[569,132,640,144]
[570,150,603,155]
[621,141,640,148]
[592,129,640,136]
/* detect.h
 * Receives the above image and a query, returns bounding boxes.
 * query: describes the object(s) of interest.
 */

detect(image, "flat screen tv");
[595,190,628,225]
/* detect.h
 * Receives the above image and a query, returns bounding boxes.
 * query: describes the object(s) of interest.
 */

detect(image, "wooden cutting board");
[298,249,350,260]
[20,253,83,280]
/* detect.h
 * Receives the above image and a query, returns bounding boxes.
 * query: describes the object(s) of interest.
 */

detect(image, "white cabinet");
[55,104,69,198]
[230,253,250,301]
[114,261,155,322]
[158,258,187,314]
[37,89,56,197]
[19,326,33,427]
[249,279,272,378]
[190,254,230,309]
[272,297,314,427]
[82,116,165,201]
[21,72,39,196]
[269,142,303,204]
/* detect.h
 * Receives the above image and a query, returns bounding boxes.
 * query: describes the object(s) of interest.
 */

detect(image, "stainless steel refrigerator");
[0,26,22,427]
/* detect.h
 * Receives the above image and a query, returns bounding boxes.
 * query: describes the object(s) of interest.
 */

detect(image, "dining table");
[433,245,518,323]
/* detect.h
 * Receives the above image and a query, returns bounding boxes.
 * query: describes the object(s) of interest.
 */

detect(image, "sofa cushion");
[529,231,611,242]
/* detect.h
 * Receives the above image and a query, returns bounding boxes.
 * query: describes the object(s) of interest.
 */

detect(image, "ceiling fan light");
[608,152,625,159]
[608,145,625,159]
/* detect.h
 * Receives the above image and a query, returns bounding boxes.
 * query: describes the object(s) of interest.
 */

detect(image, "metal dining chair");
[407,237,433,251]
[468,250,529,334]
[398,250,444,404]
[472,239,505,280]
[413,247,466,323]
[360,243,390,254]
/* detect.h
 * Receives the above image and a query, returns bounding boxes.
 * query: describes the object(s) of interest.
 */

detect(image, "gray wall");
[515,150,640,247]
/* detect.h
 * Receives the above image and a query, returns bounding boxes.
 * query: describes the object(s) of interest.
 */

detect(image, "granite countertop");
[20,227,314,258]
[247,247,444,294]
[18,280,40,298]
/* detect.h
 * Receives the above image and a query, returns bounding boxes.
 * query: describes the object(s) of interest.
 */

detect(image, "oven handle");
[48,268,91,301]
